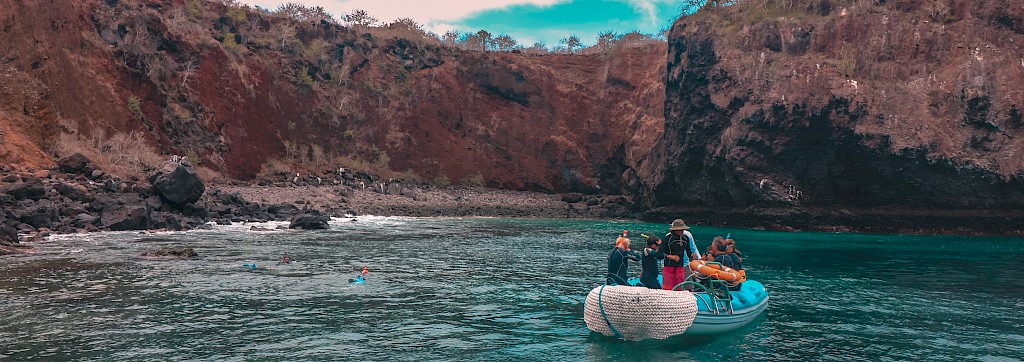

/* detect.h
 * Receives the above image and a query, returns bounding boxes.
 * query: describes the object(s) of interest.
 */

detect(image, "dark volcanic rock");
[142,247,198,259]
[54,183,93,203]
[101,204,150,231]
[269,203,299,217]
[644,4,1024,216]
[150,212,183,230]
[18,201,59,228]
[289,210,330,230]
[0,223,17,244]
[149,158,205,206]
[72,213,99,228]
[57,153,92,174]
[0,181,47,201]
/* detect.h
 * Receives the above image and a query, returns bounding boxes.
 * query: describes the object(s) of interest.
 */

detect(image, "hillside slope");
[0,0,665,194]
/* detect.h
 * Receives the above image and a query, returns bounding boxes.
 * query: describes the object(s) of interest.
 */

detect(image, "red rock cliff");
[0,0,665,195]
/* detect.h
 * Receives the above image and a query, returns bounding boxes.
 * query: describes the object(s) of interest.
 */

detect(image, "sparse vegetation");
[185,148,201,165]
[296,66,315,88]
[127,95,141,114]
[560,35,582,54]
[53,124,163,178]
[433,174,451,187]
[462,174,486,187]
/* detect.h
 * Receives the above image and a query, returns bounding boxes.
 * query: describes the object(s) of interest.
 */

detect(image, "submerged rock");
[142,247,198,259]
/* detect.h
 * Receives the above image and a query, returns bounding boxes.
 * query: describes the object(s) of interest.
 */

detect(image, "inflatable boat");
[585,272,768,339]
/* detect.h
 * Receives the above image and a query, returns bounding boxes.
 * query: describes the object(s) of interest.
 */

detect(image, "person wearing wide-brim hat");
[661,219,701,290]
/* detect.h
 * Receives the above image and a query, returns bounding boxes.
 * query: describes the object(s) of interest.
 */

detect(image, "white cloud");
[620,0,676,27]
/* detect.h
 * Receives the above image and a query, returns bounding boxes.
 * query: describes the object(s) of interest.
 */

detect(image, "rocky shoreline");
[0,154,637,254]
[3,154,1021,255]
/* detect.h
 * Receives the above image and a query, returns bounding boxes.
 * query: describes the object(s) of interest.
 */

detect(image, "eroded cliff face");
[645,0,1024,214]
[0,0,665,194]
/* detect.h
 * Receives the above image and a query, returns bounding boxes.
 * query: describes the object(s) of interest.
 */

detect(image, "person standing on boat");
[662,219,701,290]
[606,233,640,285]
[639,234,679,289]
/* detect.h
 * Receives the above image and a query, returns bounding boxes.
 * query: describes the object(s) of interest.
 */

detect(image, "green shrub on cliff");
[127,95,141,114]
[297,66,315,88]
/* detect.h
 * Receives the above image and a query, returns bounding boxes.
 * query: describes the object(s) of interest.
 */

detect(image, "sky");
[237,0,689,46]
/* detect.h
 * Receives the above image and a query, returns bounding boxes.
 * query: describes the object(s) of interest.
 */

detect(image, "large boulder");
[54,182,93,203]
[0,181,47,201]
[100,204,150,231]
[149,157,205,206]
[18,201,59,228]
[289,210,330,230]
[57,153,92,174]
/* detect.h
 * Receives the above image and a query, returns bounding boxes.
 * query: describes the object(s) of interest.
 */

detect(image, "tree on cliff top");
[343,9,378,27]
[560,35,582,53]
[493,34,520,51]
[477,30,493,51]
[274,2,334,24]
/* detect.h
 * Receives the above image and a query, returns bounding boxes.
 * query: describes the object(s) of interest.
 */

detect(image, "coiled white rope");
[583,285,698,340]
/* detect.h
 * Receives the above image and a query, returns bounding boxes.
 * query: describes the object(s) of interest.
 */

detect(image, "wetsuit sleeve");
[687,234,701,260]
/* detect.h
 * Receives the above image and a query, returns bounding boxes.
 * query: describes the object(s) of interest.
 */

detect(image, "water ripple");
[1,217,1022,360]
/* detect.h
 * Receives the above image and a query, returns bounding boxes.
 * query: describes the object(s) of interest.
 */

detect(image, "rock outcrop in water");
[289,210,330,230]
[141,247,198,259]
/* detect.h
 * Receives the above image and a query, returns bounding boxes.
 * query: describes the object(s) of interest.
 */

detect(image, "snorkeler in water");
[349,265,369,283]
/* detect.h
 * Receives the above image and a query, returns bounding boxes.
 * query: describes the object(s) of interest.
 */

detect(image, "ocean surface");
[2,217,1022,361]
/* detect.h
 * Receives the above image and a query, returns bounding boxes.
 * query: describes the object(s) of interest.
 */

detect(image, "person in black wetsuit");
[638,235,679,289]
[606,236,639,285]
[707,236,743,271]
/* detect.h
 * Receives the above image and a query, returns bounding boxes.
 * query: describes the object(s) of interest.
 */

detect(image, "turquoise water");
[1,217,1022,361]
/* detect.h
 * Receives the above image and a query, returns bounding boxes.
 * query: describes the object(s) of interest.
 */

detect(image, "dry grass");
[52,122,164,178]
[196,165,226,184]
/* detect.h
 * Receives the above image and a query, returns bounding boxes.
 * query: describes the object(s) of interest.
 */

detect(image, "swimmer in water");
[350,266,369,283]
[281,253,290,264]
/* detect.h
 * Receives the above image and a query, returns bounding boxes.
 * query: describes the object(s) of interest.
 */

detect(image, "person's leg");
[661,266,677,290]
[642,276,660,289]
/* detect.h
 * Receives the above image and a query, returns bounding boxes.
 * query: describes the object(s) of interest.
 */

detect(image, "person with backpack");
[661,219,701,290]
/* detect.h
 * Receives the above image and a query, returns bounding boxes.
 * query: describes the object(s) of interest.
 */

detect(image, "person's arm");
[687,233,702,260]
